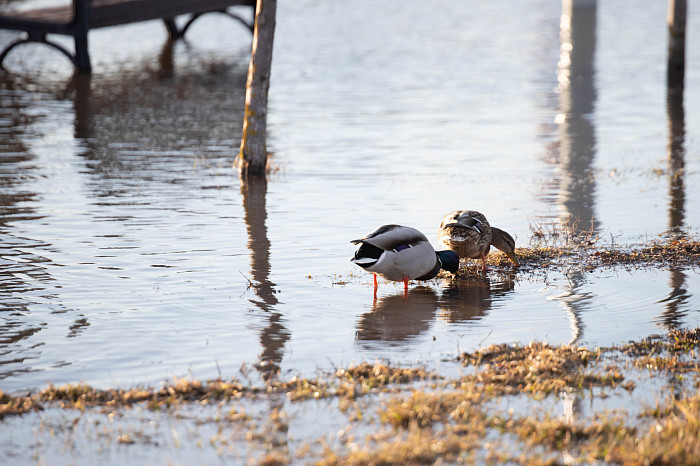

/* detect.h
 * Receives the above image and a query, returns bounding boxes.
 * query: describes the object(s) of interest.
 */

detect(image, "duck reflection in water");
[356,286,438,346]
[438,277,514,323]
[356,277,515,348]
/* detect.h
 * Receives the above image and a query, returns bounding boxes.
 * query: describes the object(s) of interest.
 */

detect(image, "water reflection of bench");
[0,0,256,73]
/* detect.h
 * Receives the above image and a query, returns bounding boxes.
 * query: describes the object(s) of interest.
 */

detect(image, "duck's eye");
[394,244,410,252]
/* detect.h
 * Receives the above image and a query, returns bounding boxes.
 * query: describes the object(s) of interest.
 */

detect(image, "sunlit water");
[0,0,699,395]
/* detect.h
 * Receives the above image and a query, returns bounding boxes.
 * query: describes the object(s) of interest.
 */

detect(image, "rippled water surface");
[0,0,699,393]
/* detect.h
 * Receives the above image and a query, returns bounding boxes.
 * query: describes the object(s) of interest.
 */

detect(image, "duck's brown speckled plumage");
[437,210,492,260]
[438,210,519,269]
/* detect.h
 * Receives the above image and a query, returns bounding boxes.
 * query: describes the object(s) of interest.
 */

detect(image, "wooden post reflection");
[241,176,289,382]
[663,51,688,330]
[660,268,689,330]
[552,0,598,346]
[157,39,175,78]
[71,71,92,140]
[241,176,289,458]
[557,0,598,237]
[558,271,587,345]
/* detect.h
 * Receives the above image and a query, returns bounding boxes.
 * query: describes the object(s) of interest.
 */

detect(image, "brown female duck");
[437,210,519,271]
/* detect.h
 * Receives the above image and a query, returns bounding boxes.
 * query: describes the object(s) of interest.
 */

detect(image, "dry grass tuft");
[0,390,41,419]
[460,342,624,395]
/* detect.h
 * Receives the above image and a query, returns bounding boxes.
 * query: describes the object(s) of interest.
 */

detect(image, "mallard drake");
[351,224,459,291]
[437,210,519,271]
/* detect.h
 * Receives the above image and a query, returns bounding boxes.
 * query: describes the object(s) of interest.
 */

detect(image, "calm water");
[0,0,699,394]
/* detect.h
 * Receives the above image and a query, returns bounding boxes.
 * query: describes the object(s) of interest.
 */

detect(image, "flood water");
[0,0,699,394]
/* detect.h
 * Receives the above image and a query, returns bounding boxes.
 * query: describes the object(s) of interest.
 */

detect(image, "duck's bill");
[504,251,520,266]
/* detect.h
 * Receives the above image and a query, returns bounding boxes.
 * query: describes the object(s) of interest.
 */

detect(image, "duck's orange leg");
[480,253,488,273]
[403,277,409,295]
[373,274,378,301]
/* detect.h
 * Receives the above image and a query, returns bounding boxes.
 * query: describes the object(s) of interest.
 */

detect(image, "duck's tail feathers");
[350,256,377,268]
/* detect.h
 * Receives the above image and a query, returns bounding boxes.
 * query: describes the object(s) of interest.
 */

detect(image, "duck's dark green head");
[437,250,460,274]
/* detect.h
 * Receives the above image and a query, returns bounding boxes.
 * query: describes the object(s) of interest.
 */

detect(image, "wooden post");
[667,0,687,90]
[235,0,276,177]
[666,88,685,231]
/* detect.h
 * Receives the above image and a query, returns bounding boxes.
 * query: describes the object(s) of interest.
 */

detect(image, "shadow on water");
[356,278,515,349]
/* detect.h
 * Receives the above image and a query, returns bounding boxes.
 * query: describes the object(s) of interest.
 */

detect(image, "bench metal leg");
[161,9,254,40]
[74,30,91,73]
[163,17,182,39]
[0,38,26,68]
[0,33,83,70]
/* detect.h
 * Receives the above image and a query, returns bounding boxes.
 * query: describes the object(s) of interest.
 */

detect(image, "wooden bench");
[0,0,256,73]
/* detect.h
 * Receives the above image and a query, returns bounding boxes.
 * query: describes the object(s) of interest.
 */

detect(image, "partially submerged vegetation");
[452,226,700,277]
[523,222,700,269]
[0,362,436,419]
[2,327,700,464]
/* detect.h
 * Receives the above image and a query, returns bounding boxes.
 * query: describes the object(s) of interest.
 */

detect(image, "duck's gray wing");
[351,225,428,251]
